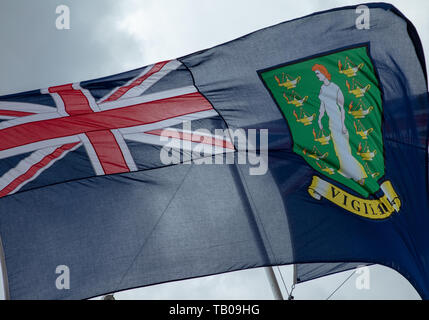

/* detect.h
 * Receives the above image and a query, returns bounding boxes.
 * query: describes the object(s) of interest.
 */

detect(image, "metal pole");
[229,164,284,300]
[265,267,284,300]
[292,264,298,285]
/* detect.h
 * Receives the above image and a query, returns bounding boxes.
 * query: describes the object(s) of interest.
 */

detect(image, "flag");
[0,3,428,299]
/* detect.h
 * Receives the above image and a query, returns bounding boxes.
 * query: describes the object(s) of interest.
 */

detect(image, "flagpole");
[0,236,10,300]
[265,267,284,300]
[292,264,298,286]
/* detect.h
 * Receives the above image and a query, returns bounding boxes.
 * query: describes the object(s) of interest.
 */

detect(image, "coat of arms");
[259,45,400,219]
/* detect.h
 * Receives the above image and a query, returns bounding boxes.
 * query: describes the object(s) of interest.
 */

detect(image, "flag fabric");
[295,262,369,284]
[0,3,428,299]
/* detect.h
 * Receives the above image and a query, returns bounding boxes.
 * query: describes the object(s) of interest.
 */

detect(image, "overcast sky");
[0,0,428,300]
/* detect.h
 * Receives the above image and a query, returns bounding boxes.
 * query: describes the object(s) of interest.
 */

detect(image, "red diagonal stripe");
[0,142,79,198]
[102,61,171,103]
[146,129,235,150]
[86,130,129,174]
[0,92,212,151]
[0,110,35,117]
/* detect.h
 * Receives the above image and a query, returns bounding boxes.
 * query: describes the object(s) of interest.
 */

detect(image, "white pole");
[293,264,298,285]
[265,267,284,300]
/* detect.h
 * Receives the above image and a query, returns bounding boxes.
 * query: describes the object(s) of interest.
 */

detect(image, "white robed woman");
[312,63,367,185]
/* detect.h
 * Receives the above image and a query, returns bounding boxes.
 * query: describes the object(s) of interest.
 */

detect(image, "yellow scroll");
[308,176,401,219]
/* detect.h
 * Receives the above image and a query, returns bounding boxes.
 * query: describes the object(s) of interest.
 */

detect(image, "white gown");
[318,82,367,181]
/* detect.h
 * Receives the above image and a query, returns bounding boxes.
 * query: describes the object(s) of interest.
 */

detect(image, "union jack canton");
[0,60,234,198]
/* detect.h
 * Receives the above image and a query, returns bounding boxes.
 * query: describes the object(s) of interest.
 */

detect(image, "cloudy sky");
[0,0,428,300]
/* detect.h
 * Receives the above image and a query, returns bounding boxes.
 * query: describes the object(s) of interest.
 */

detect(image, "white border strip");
[0,102,55,114]
[111,129,137,171]
[41,88,68,117]
[78,134,105,176]
[72,83,101,112]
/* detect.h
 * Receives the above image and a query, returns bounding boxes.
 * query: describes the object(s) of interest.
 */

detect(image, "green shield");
[260,45,383,197]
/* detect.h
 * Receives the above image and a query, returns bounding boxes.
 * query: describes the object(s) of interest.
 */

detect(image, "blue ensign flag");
[0,3,428,299]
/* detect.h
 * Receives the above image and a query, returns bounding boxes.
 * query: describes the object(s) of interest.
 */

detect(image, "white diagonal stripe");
[0,136,81,159]
[97,65,153,104]
[123,132,196,152]
[118,110,219,135]
[0,142,81,195]
[120,60,182,100]
[0,112,62,130]
[97,60,182,104]
[98,85,197,111]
